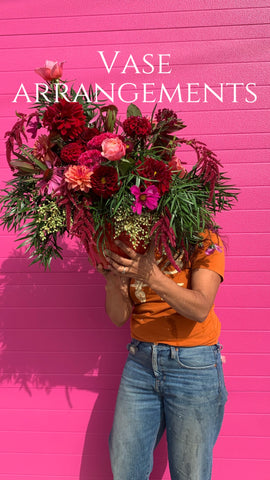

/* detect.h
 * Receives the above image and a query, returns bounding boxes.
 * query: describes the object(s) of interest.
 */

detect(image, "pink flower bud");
[168,156,186,178]
[35,60,64,81]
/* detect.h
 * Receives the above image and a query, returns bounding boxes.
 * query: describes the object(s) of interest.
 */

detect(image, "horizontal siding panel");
[216,392,270,414]
[218,308,270,330]
[217,285,270,307]
[220,331,270,353]
[0,408,111,433]
[2,328,130,352]
[224,271,270,284]
[0,307,116,328]
[0,452,86,476]
[224,233,270,256]
[214,436,270,459]
[212,459,270,480]
[216,211,270,233]
[232,188,270,210]
[0,285,106,307]
[1,9,269,36]
[1,39,269,71]
[1,0,269,18]
[226,255,270,271]
[223,354,270,376]
[1,23,269,50]
[0,271,104,286]
[224,163,270,186]
[225,376,270,392]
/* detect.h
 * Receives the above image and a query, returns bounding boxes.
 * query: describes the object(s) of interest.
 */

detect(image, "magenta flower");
[205,243,223,255]
[130,185,160,215]
[35,161,63,195]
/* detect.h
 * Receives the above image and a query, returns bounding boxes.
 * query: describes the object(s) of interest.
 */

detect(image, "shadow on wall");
[0,239,168,480]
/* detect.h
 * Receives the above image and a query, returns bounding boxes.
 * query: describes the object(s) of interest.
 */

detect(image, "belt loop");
[152,344,159,376]
[170,346,178,360]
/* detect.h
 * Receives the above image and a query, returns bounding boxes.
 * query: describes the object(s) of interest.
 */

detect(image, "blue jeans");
[109,339,228,480]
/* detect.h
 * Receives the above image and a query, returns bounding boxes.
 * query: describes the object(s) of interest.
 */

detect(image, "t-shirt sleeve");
[191,231,225,282]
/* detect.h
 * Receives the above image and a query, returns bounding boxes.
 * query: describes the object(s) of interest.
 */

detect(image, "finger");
[105,249,132,266]
[97,264,111,277]
[106,258,123,273]
[114,240,138,259]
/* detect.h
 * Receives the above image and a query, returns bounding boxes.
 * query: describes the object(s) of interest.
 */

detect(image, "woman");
[98,230,228,480]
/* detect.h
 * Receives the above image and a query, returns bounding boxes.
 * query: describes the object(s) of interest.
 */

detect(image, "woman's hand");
[104,240,160,285]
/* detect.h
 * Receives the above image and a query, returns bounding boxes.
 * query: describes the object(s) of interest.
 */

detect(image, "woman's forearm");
[105,280,133,327]
[148,265,221,323]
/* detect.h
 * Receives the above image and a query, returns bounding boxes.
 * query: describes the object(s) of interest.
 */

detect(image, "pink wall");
[0,1,269,479]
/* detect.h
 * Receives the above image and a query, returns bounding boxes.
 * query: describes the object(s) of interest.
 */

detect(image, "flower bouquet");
[0,61,238,269]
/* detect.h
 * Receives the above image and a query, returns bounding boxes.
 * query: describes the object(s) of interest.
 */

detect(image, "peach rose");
[101,137,126,161]
[35,60,64,81]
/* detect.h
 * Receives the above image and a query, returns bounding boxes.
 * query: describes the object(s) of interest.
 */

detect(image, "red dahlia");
[138,157,172,194]
[43,99,86,140]
[123,116,152,137]
[60,142,84,164]
[91,165,120,198]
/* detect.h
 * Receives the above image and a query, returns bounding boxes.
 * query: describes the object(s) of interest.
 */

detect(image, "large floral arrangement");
[0,61,238,269]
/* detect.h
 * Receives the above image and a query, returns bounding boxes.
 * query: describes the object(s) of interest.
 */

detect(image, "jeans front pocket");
[176,345,217,370]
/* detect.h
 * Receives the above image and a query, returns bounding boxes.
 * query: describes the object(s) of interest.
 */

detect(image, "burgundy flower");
[137,157,172,194]
[155,108,185,133]
[122,116,152,137]
[60,142,84,164]
[87,132,119,151]
[80,127,100,143]
[156,108,177,125]
[78,149,103,169]
[43,99,86,140]
[91,165,120,198]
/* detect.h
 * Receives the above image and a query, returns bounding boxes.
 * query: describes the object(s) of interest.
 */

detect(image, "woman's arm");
[148,266,221,323]
[97,265,133,327]
[105,241,222,323]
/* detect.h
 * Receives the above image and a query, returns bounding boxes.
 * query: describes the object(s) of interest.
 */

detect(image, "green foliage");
[0,175,66,269]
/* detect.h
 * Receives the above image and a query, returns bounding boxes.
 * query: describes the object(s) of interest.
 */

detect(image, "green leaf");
[127,104,142,118]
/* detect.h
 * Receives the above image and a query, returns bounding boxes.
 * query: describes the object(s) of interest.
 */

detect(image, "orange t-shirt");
[129,231,225,346]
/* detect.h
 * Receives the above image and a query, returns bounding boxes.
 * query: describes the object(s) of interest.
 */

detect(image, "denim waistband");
[127,338,223,354]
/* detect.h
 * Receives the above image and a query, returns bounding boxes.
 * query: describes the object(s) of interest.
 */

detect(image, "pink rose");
[35,60,64,81]
[101,137,126,161]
